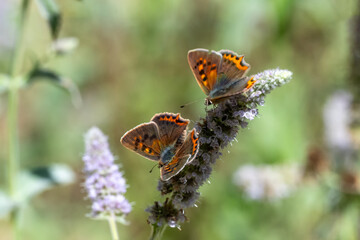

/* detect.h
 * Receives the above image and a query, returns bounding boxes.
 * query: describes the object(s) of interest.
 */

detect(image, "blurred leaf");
[30,164,76,185]
[28,67,82,108]
[0,191,16,219]
[0,75,26,94]
[34,0,62,39]
[17,164,75,201]
[51,37,79,55]
[0,74,10,94]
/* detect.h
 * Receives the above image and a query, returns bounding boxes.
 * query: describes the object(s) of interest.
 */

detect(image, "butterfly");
[187,48,257,105]
[120,112,199,181]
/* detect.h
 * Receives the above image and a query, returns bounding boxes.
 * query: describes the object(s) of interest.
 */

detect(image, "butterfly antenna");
[180,98,203,108]
[149,163,158,173]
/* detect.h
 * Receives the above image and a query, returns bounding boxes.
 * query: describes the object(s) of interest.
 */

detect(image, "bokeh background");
[0,0,359,239]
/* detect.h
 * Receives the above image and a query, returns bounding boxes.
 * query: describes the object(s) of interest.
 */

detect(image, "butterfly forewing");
[187,49,222,95]
[151,113,189,147]
[120,122,162,161]
[219,50,250,80]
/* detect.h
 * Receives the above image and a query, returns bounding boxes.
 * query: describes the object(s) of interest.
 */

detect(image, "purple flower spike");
[83,127,132,222]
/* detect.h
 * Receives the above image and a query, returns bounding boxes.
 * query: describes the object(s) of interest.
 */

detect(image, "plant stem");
[8,0,30,198]
[149,224,167,240]
[107,215,119,240]
[8,80,19,199]
[8,0,31,239]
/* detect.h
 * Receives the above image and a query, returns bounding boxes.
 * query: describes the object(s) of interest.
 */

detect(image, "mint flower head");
[150,68,292,228]
[83,127,131,222]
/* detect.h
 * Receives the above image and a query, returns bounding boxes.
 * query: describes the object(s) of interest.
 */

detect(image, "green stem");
[7,80,19,200]
[11,0,29,76]
[149,224,167,240]
[8,0,31,239]
[8,0,30,198]
[107,215,119,240]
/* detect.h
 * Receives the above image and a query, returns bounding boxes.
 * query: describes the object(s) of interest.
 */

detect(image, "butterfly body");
[121,113,199,181]
[159,146,176,165]
[188,48,257,105]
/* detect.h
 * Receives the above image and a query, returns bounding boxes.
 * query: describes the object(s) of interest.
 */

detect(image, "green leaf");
[28,68,82,108]
[0,191,16,219]
[34,0,62,39]
[17,164,75,201]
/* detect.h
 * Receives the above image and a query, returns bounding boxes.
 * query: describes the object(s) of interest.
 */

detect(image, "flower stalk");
[8,0,30,200]
[108,214,120,240]
[149,224,167,240]
[7,0,31,239]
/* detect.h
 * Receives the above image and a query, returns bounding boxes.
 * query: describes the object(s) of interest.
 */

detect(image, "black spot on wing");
[144,134,149,140]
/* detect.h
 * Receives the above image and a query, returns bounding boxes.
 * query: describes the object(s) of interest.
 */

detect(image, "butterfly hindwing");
[174,129,199,163]
[120,122,162,161]
[160,154,191,181]
[160,128,200,181]
[151,113,189,146]
[219,50,250,80]
[210,76,256,103]
[187,48,222,95]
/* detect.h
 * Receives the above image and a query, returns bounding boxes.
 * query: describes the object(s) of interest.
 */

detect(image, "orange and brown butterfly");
[120,112,199,181]
[187,48,257,105]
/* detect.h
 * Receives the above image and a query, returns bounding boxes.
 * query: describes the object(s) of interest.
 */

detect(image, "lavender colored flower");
[323,91,353,150]
[233,164,301,201]
[148,69,292,227]
[83,127,131,222]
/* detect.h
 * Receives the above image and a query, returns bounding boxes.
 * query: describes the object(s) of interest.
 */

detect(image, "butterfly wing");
[207,50,256,103]
[209,76,256,103]
[187,48,222,95]
[175,129,199,163]
[218,50,250,79]
[160,129,200,181]
[120,122,162,161]
[160,155,190,181]
[151,113,189,147]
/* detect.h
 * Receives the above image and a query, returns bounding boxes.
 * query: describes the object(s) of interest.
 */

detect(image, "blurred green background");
[0,0,358,239]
